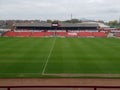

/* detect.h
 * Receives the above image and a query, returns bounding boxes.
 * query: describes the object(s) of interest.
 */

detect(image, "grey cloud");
[0,0,120,21]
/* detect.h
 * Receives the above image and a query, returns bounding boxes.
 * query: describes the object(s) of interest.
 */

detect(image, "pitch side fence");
[0,86,120,90]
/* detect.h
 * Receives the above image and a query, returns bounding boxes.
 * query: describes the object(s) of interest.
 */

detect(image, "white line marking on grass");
[42,37,56,75]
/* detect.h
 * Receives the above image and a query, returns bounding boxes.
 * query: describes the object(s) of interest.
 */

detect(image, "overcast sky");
[0,0,120,21]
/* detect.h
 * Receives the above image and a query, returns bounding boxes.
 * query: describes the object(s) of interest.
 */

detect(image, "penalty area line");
[42,37,56,75]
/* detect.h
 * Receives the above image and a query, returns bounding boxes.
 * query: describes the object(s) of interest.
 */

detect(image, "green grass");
[0,37,120,78]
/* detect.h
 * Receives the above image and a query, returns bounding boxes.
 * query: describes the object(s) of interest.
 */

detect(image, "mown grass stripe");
[42,37,56,75]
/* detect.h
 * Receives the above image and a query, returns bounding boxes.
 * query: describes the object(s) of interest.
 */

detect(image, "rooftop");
[13,22,99,27]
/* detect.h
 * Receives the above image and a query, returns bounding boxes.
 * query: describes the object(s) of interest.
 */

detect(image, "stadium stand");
[17,32,31,37]
[93,32,106,37]
[56,32,66,37]
[78,32,92,37]
[2,22,110,38]
[2,31,108,37]
[45,32,54,36]
[66,32,78,37]
[3,31,17,37]
[115,32,120,37]
[31,32,45,37]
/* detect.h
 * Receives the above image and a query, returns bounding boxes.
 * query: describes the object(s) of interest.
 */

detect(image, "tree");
[71,19,80,23]
[108,20,120,28]
[64,19,80,23]
[108,20,118,26]
[47,19,52,23]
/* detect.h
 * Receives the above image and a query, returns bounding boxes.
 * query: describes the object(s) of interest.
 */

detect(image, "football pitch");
[0,37,120,78]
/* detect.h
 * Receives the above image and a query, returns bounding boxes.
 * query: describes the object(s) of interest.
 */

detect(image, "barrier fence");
[0,86,120,90]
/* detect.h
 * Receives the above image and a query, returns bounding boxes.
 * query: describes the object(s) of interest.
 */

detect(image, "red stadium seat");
[2,31,107,38]
[31,32,45,37]
[93,32,106,37]
[56,32,66,37]
[3,31,17,37]
[79,32,92,37]
[17,32,31,37]
[45,32,54,36]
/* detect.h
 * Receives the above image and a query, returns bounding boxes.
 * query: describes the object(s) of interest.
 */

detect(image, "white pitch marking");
[42,37,56,75]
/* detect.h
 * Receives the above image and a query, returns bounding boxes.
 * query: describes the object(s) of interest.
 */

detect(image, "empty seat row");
[3,31,54,37]
[3,31,31,37]
[2,31,107,37]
